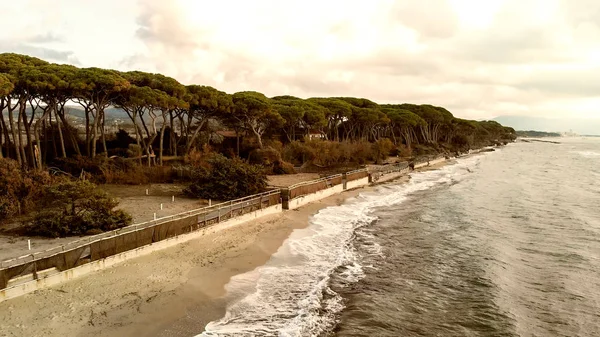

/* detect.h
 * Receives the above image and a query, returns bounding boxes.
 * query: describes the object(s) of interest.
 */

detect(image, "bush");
[27,180,132,238]
[184,144,214,169]
[0,158,51,220]
[282,141,316,166]
[371,138,394,164]
[249,147,296,175]
[51,155,108,179]
[283,140,381,168]
[184,153,267,200]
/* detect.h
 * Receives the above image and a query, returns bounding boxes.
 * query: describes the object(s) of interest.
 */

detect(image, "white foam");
[199,155,485,337]
[574,151,600,158]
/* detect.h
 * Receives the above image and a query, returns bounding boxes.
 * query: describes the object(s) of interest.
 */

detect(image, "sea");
[199,137,600,337]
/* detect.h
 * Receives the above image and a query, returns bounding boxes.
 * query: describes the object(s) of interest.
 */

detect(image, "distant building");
[308,131,326,140]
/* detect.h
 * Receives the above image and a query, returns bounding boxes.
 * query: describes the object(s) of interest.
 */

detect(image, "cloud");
[1,0,598,120]
[0,41,79,64]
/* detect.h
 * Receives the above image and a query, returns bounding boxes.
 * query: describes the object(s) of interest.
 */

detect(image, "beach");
[0,181,373,337]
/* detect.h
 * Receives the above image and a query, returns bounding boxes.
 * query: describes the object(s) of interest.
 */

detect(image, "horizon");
[1,0,599,121]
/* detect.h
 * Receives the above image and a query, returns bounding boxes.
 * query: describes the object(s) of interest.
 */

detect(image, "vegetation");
[0,158,50,220]
[0,52,517,234]
[28,180,132,238]
[516,130,561,138]
[0,52,515,171]
[184,153,267,200]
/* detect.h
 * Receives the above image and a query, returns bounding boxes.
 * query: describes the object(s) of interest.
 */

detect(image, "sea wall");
[345,177,369,190]
[0,204,282,302]
[374,168,411,184]
[287,184,345,210]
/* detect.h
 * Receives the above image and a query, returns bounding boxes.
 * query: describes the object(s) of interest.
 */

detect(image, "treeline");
[516,130,561,138]
[0,53,516,170]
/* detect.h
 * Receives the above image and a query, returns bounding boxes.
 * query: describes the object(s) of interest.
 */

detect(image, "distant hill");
[492,116,600,136]
[63,105,129,120]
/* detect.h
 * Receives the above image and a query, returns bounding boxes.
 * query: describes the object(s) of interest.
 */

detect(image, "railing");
[286,174,343,200]
[345,168,369,182]
[0,190,281,290]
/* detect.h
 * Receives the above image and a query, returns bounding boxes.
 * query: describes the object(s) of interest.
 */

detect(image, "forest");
[0,53,516,237]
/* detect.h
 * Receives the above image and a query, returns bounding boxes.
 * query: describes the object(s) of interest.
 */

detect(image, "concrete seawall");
[287,184,345,210]
[0,205,282,302]
[345,177,370,190]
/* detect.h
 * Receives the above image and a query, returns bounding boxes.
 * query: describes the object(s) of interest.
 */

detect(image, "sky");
[1,0,599,121]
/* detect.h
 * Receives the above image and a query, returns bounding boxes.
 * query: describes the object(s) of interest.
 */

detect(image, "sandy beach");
[0,182,372,337]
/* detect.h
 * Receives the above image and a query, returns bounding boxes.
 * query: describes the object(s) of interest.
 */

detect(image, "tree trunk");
[7,104,22,165]
[55,109,67,158]
[91,109,99,158]
[56,107,80,156]
[85,108,91,156]
[159,112,167,165]
[169,113,176,156]
[16,101,27,167]
[33,105,54,169]
[0,121,3,159]
[100,110,108,155]
[185,120,206,154]
[0,106,10,159]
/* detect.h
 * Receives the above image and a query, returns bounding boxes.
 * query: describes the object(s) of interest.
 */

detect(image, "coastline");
[0,157,461,337]
[0,183,372,337]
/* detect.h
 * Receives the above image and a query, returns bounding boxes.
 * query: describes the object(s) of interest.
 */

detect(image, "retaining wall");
[345,177,369,190]
[0,204,282,303]
[375,168,411,184]
[429,157,446,166]
[287,184,345,210]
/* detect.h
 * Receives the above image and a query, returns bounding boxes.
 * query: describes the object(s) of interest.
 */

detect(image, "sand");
[0,186,367,337]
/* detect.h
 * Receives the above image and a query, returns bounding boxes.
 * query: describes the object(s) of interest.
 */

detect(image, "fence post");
[230,200,233,218]
[218,206,221,222]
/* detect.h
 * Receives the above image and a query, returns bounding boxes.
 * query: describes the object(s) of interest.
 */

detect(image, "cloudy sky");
[1,0,599,120]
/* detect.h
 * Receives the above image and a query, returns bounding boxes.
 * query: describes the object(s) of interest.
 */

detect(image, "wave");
[573,151,600,158]
[200,156,485,337]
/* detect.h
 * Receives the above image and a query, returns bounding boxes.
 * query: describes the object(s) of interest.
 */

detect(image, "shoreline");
[0,158,460,337]
[0,183,372,337]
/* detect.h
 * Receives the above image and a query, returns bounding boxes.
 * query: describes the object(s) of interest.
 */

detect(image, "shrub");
[27,180,132,238]
[51,155,108,179]
[184,144,214,169]
[0,158,51,220]
[347,141,373,164]
[127,144,143,158]
[273,160,296,175]
[371,138,394,164]
[284,140,381,168]
[184,154,267,200]
[249,147,296,175]
[282,141,315,166]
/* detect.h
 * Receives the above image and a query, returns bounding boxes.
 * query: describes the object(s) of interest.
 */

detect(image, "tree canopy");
[0,52,516,169]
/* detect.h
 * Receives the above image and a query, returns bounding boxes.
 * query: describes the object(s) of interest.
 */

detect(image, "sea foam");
[200,155,485,337]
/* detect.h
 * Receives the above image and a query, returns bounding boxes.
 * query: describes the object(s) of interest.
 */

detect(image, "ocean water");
[200,137,600,337]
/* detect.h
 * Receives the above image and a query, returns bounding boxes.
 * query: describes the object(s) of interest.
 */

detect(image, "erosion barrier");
[344,168,369,190]
[0,190,281,299]
[281,174,344,210]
